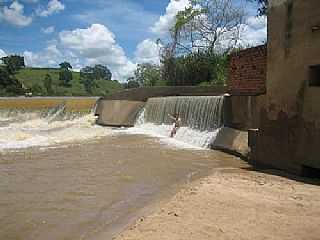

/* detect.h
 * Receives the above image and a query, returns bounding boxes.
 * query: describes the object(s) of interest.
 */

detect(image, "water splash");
[125,96,224,149]
[0,104,112,151]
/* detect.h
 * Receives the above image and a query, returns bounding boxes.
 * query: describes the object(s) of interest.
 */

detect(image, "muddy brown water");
[0,134,247,240]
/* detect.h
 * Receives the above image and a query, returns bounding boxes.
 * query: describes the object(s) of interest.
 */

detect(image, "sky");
[0,0,267,81]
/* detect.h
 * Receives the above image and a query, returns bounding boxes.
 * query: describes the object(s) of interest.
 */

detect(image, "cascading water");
[0,104,111,151]
[126,96,224,149]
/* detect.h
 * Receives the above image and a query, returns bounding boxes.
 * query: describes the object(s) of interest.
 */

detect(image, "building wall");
[254,0,320,174]
[228,45,267,95]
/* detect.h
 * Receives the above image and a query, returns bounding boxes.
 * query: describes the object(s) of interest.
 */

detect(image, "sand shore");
[115,168,320,240]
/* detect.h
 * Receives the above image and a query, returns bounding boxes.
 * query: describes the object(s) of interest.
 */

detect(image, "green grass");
[14,67,123,96]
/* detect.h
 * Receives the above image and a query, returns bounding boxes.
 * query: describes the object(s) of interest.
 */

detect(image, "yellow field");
[0,98,98,112]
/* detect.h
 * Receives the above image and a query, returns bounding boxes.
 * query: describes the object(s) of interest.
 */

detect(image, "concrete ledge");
[101,86,227,102]
[96,100,145,127]
[211,127,249,159]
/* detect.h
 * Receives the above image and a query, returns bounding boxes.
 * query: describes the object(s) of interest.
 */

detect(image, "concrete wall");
[96,85,266,131]
[228,45,267,95]
[253,0,320,174]
[101,86,227,102]
[225,95,266,130]
[96,100,145,127]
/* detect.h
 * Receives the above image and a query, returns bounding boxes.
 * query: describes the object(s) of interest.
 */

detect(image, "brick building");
[228,45,267,95]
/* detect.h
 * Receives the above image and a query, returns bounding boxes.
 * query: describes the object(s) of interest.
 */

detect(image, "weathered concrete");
[96,86,227,127]
[101,86,227,102]
[224,95,266,130]
[95,100,145,127]
[211,127,249,159]
[252,0,320,174]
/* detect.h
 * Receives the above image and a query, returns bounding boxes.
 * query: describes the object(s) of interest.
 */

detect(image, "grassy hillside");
[14,68,123,96]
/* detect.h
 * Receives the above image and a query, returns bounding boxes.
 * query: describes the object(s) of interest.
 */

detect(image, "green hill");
[14,67,123,96]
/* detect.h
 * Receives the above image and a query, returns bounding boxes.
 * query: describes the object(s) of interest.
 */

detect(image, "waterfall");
[141,96,224,131]
[130,96,224,149]
[0,103,111,151]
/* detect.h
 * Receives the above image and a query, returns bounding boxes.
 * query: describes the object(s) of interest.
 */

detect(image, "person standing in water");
[168,113,182,137]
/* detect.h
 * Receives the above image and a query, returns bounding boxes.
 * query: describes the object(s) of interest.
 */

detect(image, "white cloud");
[2,1,32,27]
[24,44,62,67]
[151,0,189,35]
[41,26,55,34]
[36,0,65,17]
[23,24,137,81]
[59,24,136,81]
[239,16,267,47]
[0,49,7,58]
[134,39,161,65]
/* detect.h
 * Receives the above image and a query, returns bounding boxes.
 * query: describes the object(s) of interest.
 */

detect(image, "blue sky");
[0,0,266,80]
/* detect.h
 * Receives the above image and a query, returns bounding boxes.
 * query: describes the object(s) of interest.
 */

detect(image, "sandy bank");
[116,169,320,240]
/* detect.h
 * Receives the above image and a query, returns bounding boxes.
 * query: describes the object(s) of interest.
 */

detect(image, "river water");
[0,102,246,240]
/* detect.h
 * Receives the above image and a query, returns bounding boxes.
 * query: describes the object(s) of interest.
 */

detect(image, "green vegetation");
[127,63,163,87]
[0,55,122,96]
[14,67,122,96]
[162,52,228,86]
[0,55,24,96]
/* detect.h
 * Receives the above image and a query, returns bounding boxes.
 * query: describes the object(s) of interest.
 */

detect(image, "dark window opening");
[301,165,320,179]
[309,65,320,86]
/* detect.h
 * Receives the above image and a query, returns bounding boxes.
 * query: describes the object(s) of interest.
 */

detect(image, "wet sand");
[116,169,320,240]
[0,134,247,240]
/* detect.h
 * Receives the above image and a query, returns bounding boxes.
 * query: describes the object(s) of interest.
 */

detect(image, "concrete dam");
[95,87,250,155]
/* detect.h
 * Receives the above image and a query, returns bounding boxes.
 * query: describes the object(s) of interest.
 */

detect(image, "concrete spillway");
[120,96,225,149]
[140,96,224,131]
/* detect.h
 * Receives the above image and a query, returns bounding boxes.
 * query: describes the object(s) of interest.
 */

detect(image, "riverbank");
[116,168,320,240]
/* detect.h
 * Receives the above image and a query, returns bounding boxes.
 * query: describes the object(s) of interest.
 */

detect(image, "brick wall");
[228,45,267,95]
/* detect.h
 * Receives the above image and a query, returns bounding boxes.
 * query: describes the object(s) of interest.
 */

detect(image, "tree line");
[124,0,268,89]
[0,55,120,96]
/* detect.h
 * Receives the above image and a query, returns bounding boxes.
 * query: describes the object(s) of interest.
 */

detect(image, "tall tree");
[0,67,23,95]
[170,0,245,55]
[125,77,140,89]
[1,55,25,74]
[133,63,161,87]
[59,62,72,70]
[93,64,112,80]
[44,74,53,95]
[59,62,73,87]
[80,66,96,93]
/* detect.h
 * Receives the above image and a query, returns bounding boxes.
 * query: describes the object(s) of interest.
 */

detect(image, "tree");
[59,62,73,87]
[161,52,228,86]
[169,0,245,55]
[93,64,112,80]
[250,0,268,16]
[44,74,53,95]
[1,55,25,74]
[133,63,161,87]
[0,66,23,96]
[125,77,140,89]
[31,83,44,96]
[59,69,73,87]
[59,61,72,70]
[80,66,96,93]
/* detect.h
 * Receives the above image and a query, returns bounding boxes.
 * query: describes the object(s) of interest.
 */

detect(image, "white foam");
[0,114,112,151]
[115,123,220,150]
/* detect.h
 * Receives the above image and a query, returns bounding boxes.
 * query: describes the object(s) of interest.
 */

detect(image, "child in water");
[168,113,182,138]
